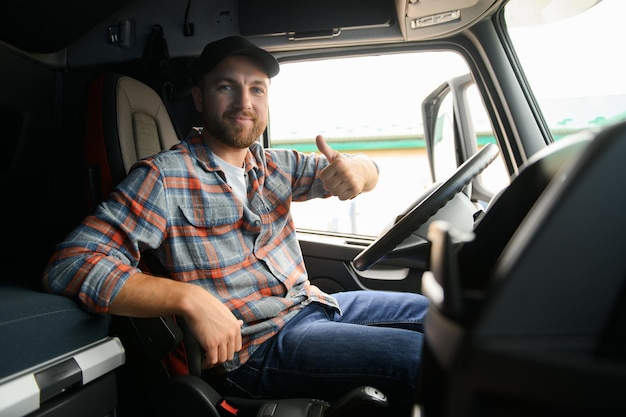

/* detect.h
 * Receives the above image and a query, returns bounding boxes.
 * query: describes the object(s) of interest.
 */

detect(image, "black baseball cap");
[191,36,280,83]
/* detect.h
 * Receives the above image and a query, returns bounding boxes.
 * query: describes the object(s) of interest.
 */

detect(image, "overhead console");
[396,0,502,40]
[238,0,503,50]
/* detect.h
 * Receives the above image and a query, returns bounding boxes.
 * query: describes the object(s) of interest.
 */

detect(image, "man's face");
[193,55,270,149]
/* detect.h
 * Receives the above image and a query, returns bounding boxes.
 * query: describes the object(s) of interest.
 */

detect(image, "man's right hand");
[181,284,243,368]
[108,272,243,368]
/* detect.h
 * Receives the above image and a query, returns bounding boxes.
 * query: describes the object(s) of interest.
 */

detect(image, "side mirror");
[422,73,474,184]
[422,73,502,203]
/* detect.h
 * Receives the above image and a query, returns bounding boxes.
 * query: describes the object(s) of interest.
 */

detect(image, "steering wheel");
[352,143,500,271]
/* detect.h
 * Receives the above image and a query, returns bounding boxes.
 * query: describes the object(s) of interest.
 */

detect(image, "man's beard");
[204,109,265,149]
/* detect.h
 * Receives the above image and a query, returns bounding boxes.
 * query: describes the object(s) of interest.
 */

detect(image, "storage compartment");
[0,285,125,417]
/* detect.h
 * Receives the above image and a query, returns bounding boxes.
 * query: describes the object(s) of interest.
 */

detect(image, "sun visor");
[238,0,394,39]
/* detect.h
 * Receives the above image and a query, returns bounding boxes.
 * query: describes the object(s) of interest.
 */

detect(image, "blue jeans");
[220,290,428,415]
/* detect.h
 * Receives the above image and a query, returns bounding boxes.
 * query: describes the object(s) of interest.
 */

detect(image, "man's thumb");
[315,135,339,161]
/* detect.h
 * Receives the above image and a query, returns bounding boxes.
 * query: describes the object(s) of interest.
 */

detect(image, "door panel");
[299,232,424,294]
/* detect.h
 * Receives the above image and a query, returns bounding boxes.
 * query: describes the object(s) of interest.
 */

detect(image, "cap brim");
[191,36,280,83]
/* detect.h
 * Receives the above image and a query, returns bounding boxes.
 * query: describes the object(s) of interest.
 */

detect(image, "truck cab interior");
[1,0,625,416]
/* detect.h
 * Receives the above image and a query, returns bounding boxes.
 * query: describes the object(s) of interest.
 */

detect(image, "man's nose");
[233,88,252,109]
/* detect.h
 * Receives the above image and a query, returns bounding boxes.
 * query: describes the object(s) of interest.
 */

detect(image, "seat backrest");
[456,129,594,291]
[421,120,626,416]
[85,73,180,209]
[480,120,626,354]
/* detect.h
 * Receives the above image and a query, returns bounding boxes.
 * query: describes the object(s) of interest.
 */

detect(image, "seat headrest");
[86,74,180,208]
[111,75,179,173]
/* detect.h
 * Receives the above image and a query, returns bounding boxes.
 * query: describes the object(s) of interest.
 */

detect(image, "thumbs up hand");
[316,135,379,200]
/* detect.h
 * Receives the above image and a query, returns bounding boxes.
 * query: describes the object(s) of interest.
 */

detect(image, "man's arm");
[109,272,243,369]
[44,160,243,369]
[315,134,379,200]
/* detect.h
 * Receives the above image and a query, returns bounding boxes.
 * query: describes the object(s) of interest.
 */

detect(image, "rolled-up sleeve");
[43,161,168,313]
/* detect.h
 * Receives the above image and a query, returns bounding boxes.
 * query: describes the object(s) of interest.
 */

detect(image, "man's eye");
[217,84,233,92]
[252,87,265,95]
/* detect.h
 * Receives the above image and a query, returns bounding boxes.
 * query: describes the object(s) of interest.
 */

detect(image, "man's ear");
[191,85,203,112]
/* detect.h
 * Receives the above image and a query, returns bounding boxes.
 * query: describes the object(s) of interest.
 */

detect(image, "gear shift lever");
[324,386,388,417]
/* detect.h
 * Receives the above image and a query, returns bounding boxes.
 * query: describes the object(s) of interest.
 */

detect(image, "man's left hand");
[316,134,379,200]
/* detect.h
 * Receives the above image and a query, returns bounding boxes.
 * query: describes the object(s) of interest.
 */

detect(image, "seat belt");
[141,25,186,140]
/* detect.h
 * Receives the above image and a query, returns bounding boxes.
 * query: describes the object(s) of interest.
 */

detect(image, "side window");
[268,52,499,236]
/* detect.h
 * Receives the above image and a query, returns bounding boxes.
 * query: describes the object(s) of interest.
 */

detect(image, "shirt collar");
[183,128,263,175]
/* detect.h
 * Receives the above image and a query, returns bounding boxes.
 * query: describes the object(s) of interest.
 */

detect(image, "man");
[44,36,428,414]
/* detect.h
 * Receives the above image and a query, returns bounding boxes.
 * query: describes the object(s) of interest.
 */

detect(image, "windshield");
[505,0,626,137]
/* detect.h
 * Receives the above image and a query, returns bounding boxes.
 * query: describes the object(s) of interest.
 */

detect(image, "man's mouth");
[227,112,255,124]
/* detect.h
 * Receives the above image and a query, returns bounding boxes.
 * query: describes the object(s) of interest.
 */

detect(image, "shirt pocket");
[176,202,247,269]
[178,202,243,230]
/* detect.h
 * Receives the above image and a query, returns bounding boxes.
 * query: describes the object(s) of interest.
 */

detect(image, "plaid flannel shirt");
[44,132,340,371]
